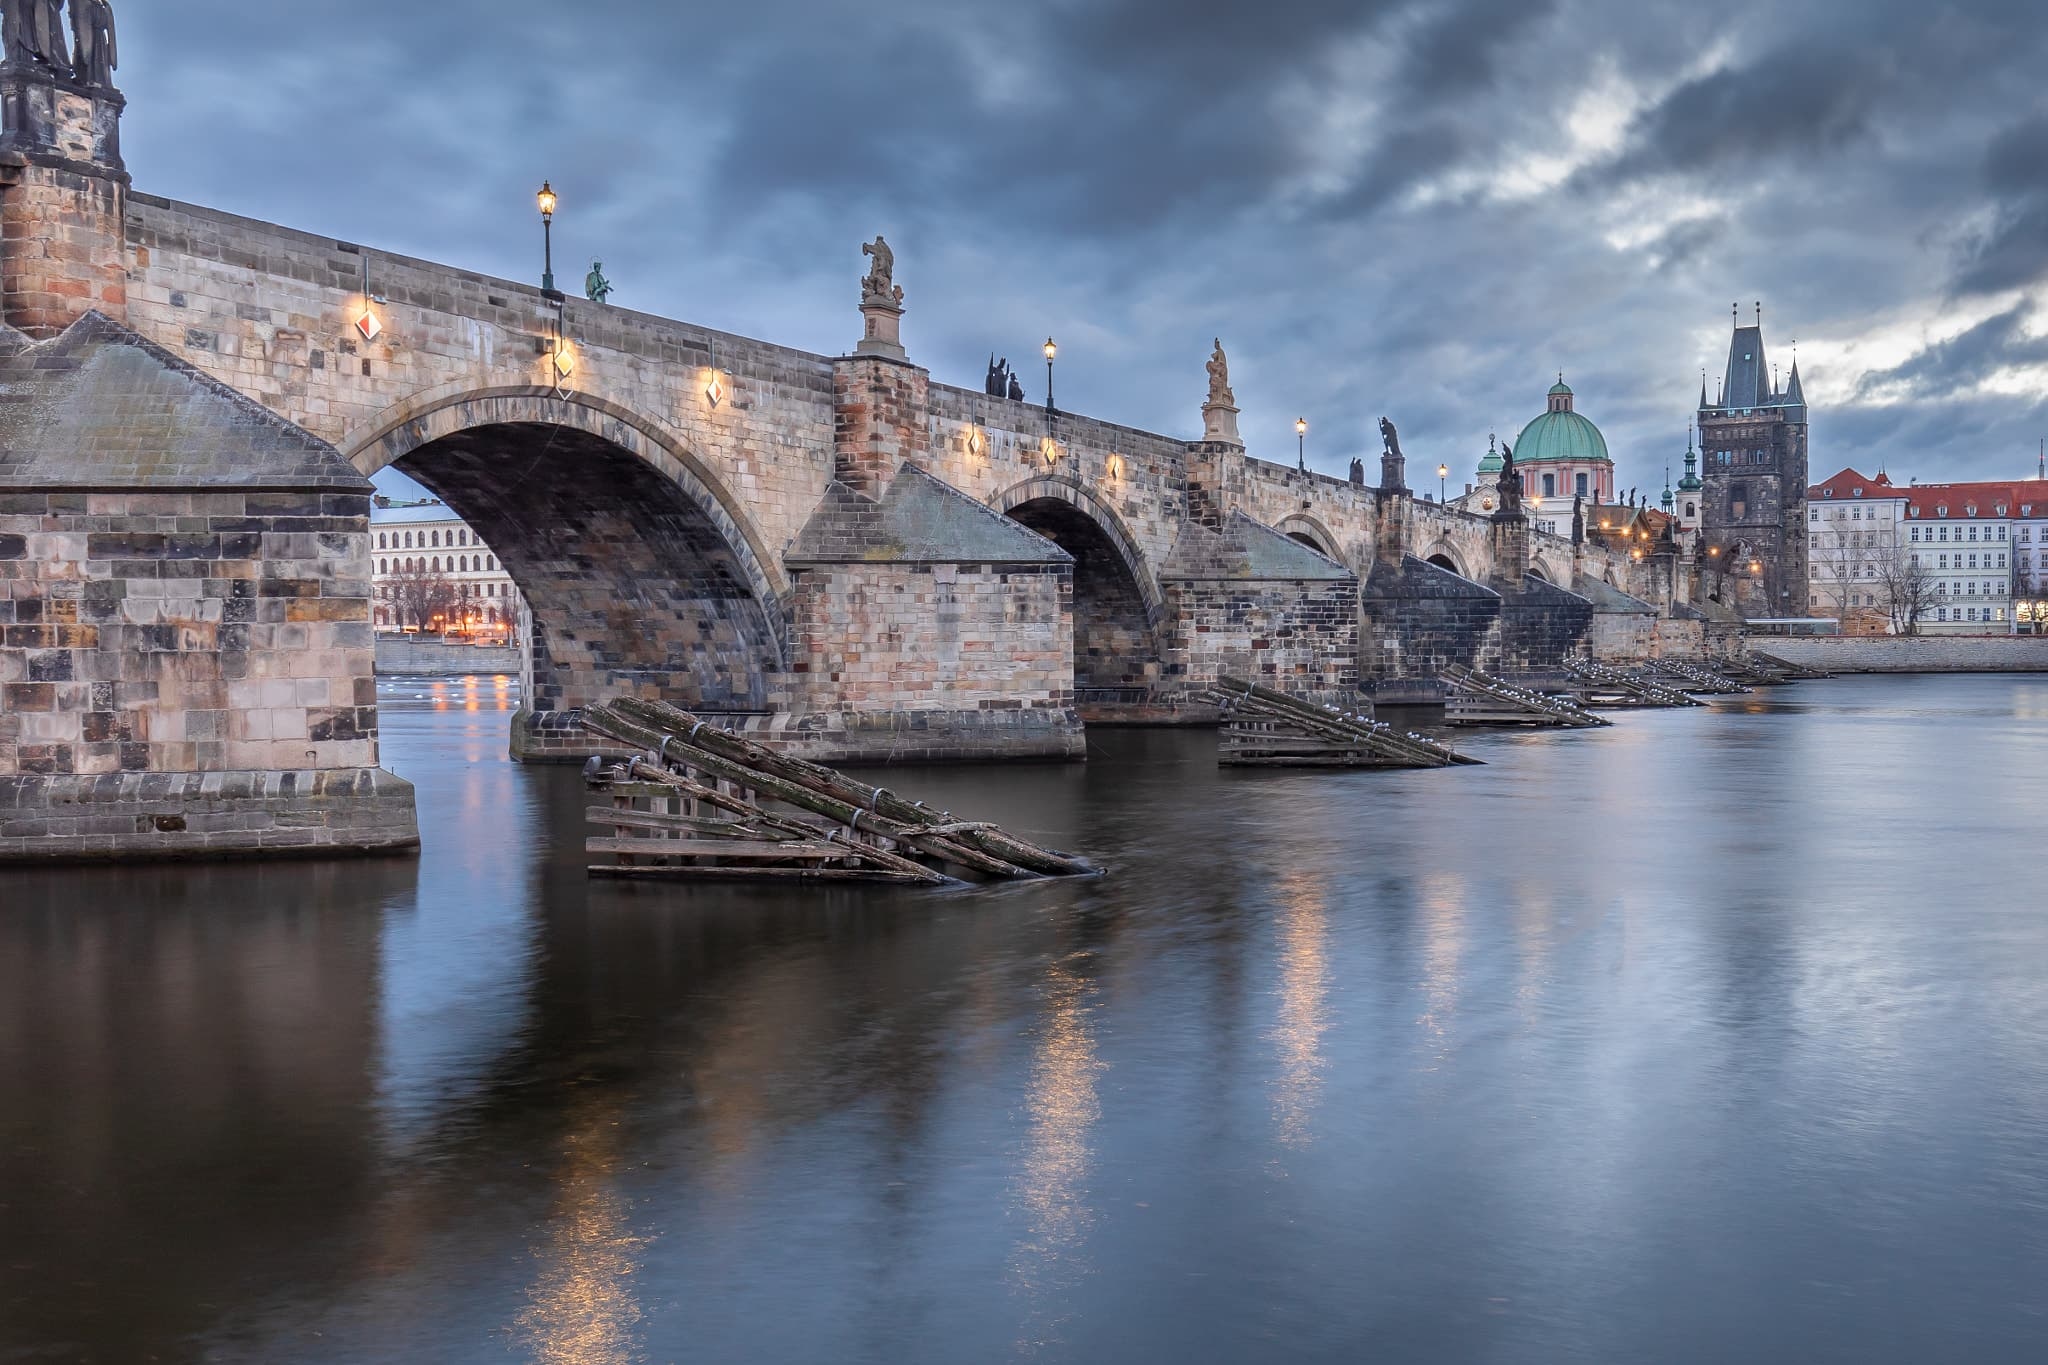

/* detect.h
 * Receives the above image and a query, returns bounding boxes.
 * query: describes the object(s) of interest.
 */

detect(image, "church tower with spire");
[1697,304,1809,616]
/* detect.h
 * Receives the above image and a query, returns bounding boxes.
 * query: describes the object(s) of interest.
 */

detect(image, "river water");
[5,673,2048,1363]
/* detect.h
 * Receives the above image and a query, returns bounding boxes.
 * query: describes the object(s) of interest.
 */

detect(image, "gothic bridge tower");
[1697,305,1809,617]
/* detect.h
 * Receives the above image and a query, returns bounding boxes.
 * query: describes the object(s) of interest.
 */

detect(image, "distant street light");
[1296,417,1308,474]
[1437,462,1448,504]
[536,181,559,297]
[1043,337,1058,419]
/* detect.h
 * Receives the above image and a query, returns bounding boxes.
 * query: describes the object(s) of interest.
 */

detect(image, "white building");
[370,499,525,641]
[1807,468,1906,631]
[1905,483,2018,634]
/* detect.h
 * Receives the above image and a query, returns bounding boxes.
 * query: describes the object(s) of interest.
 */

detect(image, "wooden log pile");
[1440,663,1610,728]
[578,698,1097,884]
[1564,657,1706,708]
[1649,659,1751,694]
[1207,677,1482,768]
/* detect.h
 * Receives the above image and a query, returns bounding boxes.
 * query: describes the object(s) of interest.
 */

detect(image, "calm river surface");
[6,673,2048,1363]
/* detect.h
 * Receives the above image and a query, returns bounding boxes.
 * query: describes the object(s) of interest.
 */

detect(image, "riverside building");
[370,498,526,643]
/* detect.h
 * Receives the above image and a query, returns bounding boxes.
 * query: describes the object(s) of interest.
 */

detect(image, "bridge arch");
[1532,550,1573,586]
[1275,512,1342,563]
[1421,543,1468,578]
[993,476,1164,693]
[341,387,788,718]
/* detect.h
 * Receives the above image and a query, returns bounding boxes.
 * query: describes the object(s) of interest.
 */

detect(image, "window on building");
[1685,502,1696,519]
[1542,473,1556,497]
[1968,607,1979,620]
[1970,526,1980,541]
[1998,526,2008,540]
[1730,482,1748,519]
[1575,473,1589,497]
[1938,608,1949,621]
[1939,554,1948,568]
[1997,608,2007,621]
[430,556,440,572]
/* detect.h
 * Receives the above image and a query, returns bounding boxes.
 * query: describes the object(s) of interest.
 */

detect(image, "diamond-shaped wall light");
[966,428,984,458]
[354,309,382,343]
[706,373,727,408]
[552,341,575,378]
[1041,437,1060,464]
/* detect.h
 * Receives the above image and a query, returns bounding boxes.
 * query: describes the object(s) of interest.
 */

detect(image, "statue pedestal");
[856,301,906,360]
[1201,401,1243,448]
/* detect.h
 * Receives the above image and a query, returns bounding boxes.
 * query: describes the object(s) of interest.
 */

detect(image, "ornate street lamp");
[1437,462,1448,504]
[536,181,559,297]
[1043,337,1057,419]
[1295,416,1308,474]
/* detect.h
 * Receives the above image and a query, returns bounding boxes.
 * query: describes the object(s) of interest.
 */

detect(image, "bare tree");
[1811,511,1897,632]
[1879,556,1940,636]
[387,558,460,633]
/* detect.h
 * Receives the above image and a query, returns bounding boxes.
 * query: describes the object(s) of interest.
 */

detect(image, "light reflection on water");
[3,674,2048,1363]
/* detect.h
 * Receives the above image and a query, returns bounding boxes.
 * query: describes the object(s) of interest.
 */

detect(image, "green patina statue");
[585,260,612,305]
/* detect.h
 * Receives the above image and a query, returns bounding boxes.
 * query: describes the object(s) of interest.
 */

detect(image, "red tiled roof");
[1900,480,2048,518]
[1811,468,1906,501]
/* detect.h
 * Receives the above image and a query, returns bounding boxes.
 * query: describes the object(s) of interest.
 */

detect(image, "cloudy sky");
[123,0,2048,492]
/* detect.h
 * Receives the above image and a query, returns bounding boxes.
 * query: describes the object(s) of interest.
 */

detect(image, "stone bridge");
[1,49,1700,860]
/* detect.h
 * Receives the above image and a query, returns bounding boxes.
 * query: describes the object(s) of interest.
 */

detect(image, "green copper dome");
[1477,437,1504,475]
[1512,408,1611,465]
[1548,379,1574,397]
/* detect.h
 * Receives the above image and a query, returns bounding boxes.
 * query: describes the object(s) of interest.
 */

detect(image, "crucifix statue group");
[3,0,117,89]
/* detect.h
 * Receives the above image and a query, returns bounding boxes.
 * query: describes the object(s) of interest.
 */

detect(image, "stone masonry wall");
[1162,579,1358,700]
[0,161,127,338]
[1748,635,2048,672]
[784,561,1082,760]
[789,561,1073,710]
[1,489,379,775]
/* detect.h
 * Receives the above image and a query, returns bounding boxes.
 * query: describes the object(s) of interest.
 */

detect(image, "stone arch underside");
[1277,514,1341,561]
[1423,545,1467,577]
[369,419,787,716]
[994,479,1162,693]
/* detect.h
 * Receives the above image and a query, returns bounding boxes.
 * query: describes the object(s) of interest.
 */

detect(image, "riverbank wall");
[375,636,523,677]
[1754,636,2048,673]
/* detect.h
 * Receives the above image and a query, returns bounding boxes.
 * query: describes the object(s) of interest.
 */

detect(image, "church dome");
[1476,436,1504,476]
[1513,379,1611,466]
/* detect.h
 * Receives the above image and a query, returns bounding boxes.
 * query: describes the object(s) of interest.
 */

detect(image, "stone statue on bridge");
[584,260,611,304]
[1496,440,1522,515]
[73,0,115,87]
[3,0,70,76]
[1007,367,1024,402]
[1205,338,1234,408]
[1378,416,1402,460]
[860,235,902,309]
[1572,493,1584,544]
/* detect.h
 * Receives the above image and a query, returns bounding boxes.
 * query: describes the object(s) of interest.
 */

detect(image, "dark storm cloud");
[114,0,2048,487]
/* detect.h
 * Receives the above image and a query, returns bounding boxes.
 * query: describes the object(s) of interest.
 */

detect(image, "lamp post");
[1295,417,1308,474]
[1043,338,1057,419]
[1437,462,1448,505]
[536,181,559,297]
